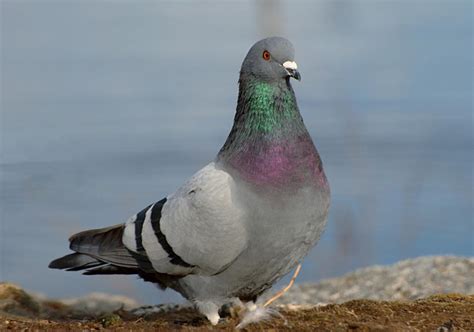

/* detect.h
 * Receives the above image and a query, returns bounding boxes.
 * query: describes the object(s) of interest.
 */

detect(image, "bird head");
[240,37,301,83]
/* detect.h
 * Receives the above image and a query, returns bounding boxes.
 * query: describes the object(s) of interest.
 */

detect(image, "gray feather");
[48,253,103,271]
[69,223,139,268]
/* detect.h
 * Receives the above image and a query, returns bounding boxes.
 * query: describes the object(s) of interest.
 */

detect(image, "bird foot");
[194,301,220,325]
[236,304,282,329]
[235,263,301,328]
[219,298,247,319]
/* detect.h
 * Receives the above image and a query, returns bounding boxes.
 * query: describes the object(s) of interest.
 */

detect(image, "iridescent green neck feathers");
[220,77,307,150]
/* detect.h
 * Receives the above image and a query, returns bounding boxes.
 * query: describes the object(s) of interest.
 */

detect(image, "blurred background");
[1,0,472,304]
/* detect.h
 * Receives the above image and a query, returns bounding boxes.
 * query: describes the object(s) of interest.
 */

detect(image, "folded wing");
[50,162,248,281]
[123,162,247,276]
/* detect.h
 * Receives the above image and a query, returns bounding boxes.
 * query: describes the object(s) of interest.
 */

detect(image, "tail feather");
[49,252,139,275]
[49,253,104,271]
[49,223,179,289]
[69,224,123,252]
[50,223,140,273]
[83,264,138,275]
[68,224,139,269]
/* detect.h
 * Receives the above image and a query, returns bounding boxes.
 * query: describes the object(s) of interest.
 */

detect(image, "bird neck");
[236,78,305,135]
[221,77,307,149]
[218,77,327,189]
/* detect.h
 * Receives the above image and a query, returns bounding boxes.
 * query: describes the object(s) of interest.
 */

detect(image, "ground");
[1,294,473,331]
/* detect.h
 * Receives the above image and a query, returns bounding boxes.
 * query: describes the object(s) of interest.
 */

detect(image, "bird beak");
[283,61,301,81]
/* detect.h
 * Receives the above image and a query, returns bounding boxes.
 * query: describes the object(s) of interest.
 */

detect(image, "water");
[1,1,472,304]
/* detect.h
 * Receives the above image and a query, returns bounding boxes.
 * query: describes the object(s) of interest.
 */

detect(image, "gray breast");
[176,183,330,301]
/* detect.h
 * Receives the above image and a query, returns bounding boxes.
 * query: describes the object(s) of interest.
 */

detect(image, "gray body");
[172,161,329,303]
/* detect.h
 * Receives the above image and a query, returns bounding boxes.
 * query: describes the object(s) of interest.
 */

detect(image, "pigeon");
[49,36,330,325]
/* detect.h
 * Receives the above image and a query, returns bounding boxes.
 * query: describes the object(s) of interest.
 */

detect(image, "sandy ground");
[1,294,473,331]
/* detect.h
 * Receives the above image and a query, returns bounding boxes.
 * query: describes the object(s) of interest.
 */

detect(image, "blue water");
[1,1,472,304]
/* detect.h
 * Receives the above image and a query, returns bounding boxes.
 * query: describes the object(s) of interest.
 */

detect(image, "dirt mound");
[1,293,473,331]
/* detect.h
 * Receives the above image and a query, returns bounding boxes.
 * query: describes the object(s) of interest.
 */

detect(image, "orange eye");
[262,50,271,61]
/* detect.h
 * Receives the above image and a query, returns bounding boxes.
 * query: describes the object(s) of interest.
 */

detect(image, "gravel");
[276,255,474,305]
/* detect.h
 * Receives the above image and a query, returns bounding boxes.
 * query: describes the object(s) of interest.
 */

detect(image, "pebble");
[276,256,474,305]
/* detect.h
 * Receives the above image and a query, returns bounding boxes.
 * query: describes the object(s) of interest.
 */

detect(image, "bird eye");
[262,50,271,61]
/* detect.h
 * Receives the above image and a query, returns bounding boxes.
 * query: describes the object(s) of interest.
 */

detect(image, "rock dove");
[49,37,330,325]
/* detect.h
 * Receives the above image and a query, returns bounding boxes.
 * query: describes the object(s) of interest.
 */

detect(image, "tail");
[49,224,140,275]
